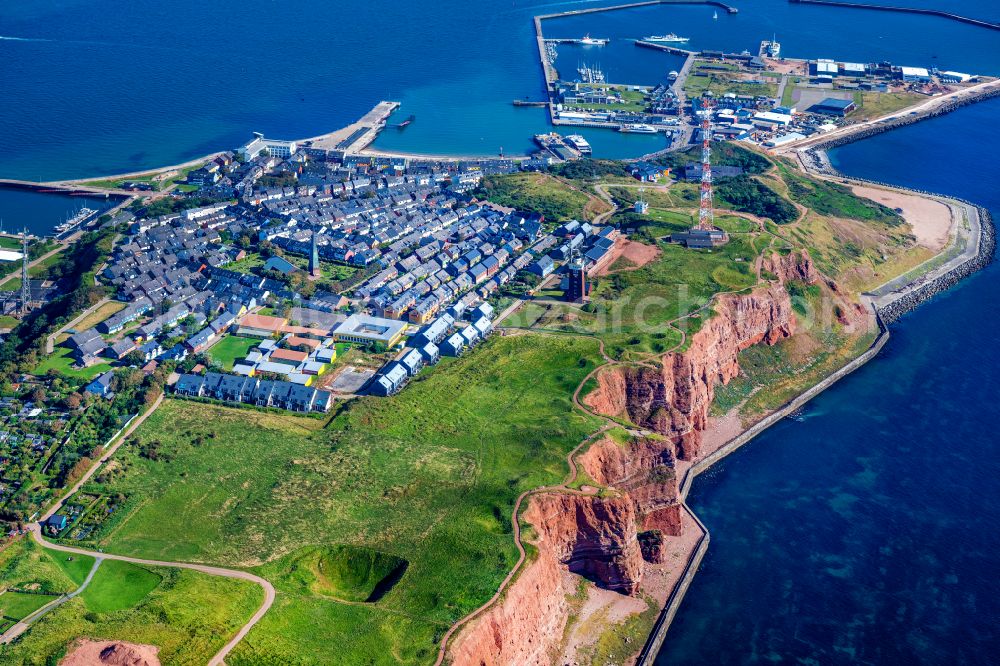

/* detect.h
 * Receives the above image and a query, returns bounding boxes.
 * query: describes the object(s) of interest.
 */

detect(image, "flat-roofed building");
[333,314,406,348]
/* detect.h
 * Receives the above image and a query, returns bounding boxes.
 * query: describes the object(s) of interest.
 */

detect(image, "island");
[0,8,995,666]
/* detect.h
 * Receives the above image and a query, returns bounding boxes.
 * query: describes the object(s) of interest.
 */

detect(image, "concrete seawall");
[636,308,891,664]
[635,186,995,664]
[802,86,1000,154]
[790,0,1000,32]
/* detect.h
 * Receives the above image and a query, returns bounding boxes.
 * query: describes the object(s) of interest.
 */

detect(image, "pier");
[300,101,400,153]
[789,0,1000,31]
[634,39,696,56]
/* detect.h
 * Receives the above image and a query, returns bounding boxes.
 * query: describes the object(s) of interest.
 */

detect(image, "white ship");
[55,207,96,233]
[619,123,658,134]
[644,33,689,43]
[579,34,608,46]
[565,134,592,154]
[764,36,781,57]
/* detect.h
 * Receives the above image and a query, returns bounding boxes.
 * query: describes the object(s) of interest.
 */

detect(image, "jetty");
[789,0,1000,31]
[635,39,696,56]
[300,100,400,152]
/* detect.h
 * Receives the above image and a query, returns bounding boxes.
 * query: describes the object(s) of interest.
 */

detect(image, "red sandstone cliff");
[448,545,568,666]
[449,492,643,666]
[450,259,817,665]
[524,492,644,595]
[585,283,796,460]
[578,435,682,541]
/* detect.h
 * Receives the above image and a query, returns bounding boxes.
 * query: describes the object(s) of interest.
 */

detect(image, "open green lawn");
[505,211,771,358]
[474,172,611,222]
[849,90,925,120]
[34,345,112,381]
[0,538,95,596]
[207,335,259,370]
[0,592,57,621]
[83,334,603,664]
[0,315,19,329]
[82,560,161,613]
[0,566,263,666]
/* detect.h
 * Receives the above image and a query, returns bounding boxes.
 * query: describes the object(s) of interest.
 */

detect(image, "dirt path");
[28,527,274,666]
[26,393,274,666]
[0,556,103,644]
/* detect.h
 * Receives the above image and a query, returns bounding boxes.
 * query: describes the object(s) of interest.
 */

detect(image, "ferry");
[564,134,592,154]
[764,38,781,57]
[579,34,608,46]
[619,124,658,134]
[643,33,689,43]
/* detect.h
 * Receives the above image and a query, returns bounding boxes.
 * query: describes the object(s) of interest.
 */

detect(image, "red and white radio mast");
[697,97,715,231]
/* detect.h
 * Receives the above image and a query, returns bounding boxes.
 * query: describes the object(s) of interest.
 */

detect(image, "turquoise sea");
[2,1,999,662]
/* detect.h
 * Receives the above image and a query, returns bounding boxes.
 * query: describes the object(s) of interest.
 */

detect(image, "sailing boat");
[713,10,718,20]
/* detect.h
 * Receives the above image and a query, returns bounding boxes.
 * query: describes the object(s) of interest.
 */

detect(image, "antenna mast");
[19,229,31,316]
[697,97,715,231]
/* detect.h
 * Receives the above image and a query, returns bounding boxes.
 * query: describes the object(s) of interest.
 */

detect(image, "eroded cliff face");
[579,435,682,541]
[450,262,813,665]
[449,545,568,666]
[450,492,642,666]
[524,492,644,595]
[585,283,796,460]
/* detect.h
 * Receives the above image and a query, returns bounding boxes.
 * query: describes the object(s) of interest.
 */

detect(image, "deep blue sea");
[2,1,999,662]
[657,97,1000,665]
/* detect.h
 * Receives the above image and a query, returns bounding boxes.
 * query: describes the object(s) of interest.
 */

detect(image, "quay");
[790,0,1000,31]
[300,100,400,153]
[634,39,696,56]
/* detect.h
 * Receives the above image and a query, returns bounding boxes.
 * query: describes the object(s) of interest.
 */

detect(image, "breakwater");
[878,207,995,322]
[804,85,1000,154]
[789,0,1000,32]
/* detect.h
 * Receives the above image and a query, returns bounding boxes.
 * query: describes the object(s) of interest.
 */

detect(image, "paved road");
[774,78,1000,154]
[0,241,67,291]
[0,556,103,644]
[44,297,111,354]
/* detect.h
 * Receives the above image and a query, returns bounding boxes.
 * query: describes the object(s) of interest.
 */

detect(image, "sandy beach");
[852,184,954,251]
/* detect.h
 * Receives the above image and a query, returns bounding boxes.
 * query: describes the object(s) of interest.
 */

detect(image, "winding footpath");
[17,393,276,666]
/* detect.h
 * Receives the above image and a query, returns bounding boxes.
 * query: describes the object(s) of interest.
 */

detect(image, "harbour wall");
[789,0,1000,32]
[801,85,1000,154]
[634,174,996,663]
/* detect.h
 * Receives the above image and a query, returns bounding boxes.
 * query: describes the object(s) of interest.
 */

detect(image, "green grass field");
[82,560,161,613]
[0,566,263,665]
[0,538,95,596]
[504,210,771,358]
[83,334,603,664]
[72,301,127,332]
[207,335,259,370]
[0,592,57,621]
[34,345,112,381]
[474,172,611,222]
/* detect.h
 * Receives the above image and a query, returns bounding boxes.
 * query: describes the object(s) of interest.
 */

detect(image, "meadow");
[0,565,262,665]
[79,334,604,663]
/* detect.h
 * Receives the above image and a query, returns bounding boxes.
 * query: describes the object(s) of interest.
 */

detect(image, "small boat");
[713,10,719,20]
[643,33,689,43]
[619,123,658,134]
[579,34,608,46]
